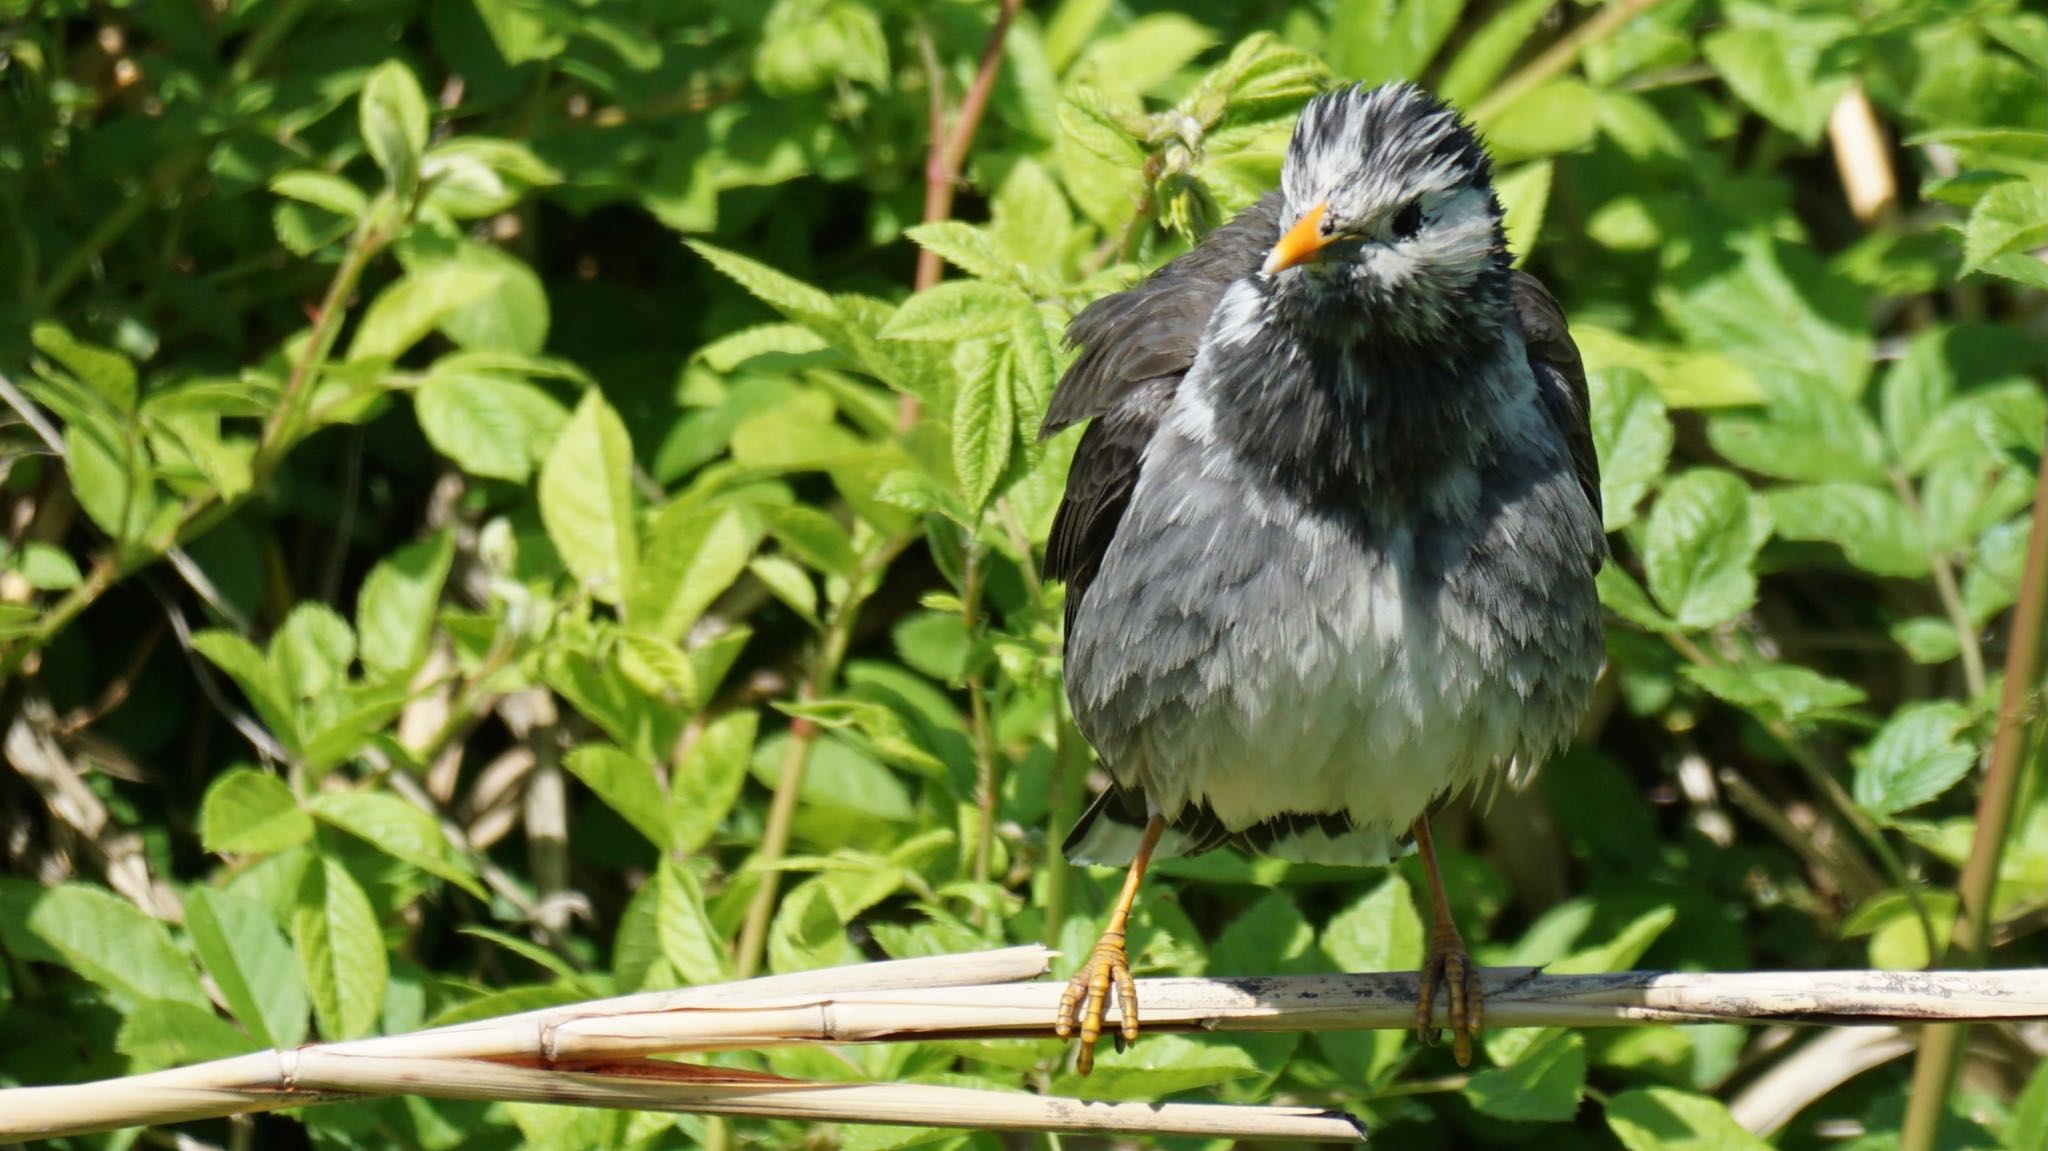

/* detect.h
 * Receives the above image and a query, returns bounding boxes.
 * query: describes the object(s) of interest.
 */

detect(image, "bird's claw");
[1055,931,1138,1075]
[1416,929,1483,1067]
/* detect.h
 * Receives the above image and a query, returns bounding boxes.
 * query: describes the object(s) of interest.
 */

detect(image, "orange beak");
[1262,202,1332,275]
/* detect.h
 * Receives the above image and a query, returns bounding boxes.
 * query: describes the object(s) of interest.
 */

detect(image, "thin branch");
[1900,438,2048,1151]
[1470,0,1663,123]
[913,0,1026,295]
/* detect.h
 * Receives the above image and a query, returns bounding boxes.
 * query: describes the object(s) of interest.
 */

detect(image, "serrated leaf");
[762,504,859,579]
[628,503,763,643]
[1607,1087,1772,1151]
[359,59,430,193]
[1963,178,2048,275]
[310,791,484,898]
[1706,376,1887,485]
[903,222,1018,283]
[1643,469,1772,630]
[1683,661,1867,724]
[32,323,137,411]
[881,282,1033,342]
[539,391,639,606]
[1065,1033,1262,1100]
[184,887,310,1049]
[1764,483,1927,577]
[1701,14,1852,143]
[26,883,210,1010]
[357,532,454,681]
[1588,367,1672,532]
[1852,701,1979,820]
[295,856,388,1040]
[616,631,699,706]
[200,767,313,855]
[952,347,1015,515]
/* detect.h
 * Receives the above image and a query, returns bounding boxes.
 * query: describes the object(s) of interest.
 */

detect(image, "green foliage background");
[1,1,2044,1148]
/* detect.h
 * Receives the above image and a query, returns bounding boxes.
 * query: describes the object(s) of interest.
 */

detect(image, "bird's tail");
[1063,787,1408,868]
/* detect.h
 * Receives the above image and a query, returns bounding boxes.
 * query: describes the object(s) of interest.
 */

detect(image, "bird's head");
[1263,82,1511,345]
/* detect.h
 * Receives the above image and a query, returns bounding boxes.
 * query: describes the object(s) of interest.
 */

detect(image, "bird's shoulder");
[1042,193,1285,621]
[1510,269,1603,535]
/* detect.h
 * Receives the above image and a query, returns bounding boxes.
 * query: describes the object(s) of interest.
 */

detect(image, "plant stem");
[1889,467,1988,699]
[1470,0,1663,123]
[1899,442,2048,1151]
[913,0,1026,295]
[733,536,912,978]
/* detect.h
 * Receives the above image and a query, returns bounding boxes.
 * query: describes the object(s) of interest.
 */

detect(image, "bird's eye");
[1390,202,1425,240]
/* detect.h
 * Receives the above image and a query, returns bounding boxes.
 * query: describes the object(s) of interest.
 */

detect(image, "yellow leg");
[1055,814,1164,1075]
[1412,815,1482,1067]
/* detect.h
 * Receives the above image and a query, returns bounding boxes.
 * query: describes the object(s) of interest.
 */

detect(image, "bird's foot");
[1055,928,1138,1075]
[1416,926,1483,1067]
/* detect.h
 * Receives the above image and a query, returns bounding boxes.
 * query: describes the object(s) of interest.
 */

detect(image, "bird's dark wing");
[1042,192,1285,628]
[1512,270,1603,534]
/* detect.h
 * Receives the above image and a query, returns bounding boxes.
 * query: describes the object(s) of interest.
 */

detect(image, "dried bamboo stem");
[4,952,2043,1144]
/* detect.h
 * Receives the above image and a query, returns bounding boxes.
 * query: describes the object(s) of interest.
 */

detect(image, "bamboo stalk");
[5,956,2043,1143]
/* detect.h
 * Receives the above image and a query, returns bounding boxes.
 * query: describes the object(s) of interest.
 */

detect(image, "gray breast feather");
[1063,344,1604,839]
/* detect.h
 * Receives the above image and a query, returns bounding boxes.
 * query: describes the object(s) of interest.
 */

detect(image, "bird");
[1040,81,1606,1073]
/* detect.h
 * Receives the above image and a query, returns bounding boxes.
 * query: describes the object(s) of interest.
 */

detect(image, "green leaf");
[1588,367,1673,532]
[358,59,430,193]
[26,883,210,1009]
[539,391,639,606]
[754,0,889,95]
[310,791,484,898]
[1852,701,1979,820]
[749,554,818,623]
[200,767,313,855]
[686,241,842,333]
[2009,1059,2048,1151]
[32,322,137,411]
[1439,0,1553,107]
[1607,1087,1772,1151]
[903,222,1019,284]
[1210,889,1317,976]
[183,887,310,1049]
[1496,160,1552,267]
[1662,232,1871,398]
[1467,1030,1586,1122]
[1764,483,1927,577]
[421,241,551,356]
[357,531,455,681]
[952,346,1016,516]
[1642,469,1773,630]
[628,503,763,643]
[762,504,859,579]
[415,371,569,482]
[1065,1033,1262,1100]
[1682,661,1867,724]
[1701,10,1853,143]
[1706,377,1888,486]
[881,282,1033,342]
[671,710,758,853]
[654,860,732,984]
[295,856,389,1040]
[270,602,356,700]
[1317,875,1421,1084]
[768,875,858,974]
[193,632,296,743]
[9,541,83,590]
[564,743,674,851]
[1963,178,2048,275]
[270,170,369,221]
[117,999,256,1071]
[616,631,699,705]
[1328,0,1465,86]
[1481,79,1599,161]
[347,264,504,363]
